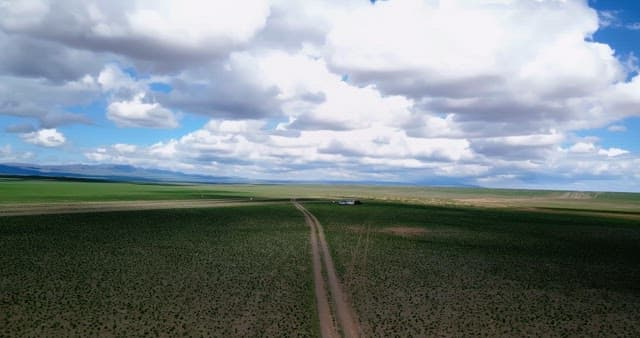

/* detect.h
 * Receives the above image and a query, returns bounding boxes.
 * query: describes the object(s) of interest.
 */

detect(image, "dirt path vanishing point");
[0,199,284,217]
[294,201,360,338]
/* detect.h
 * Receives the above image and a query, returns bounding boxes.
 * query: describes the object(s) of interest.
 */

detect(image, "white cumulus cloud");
[107,93,178,128]
[3,0,640,190]
[569,142,597,154]
[0,0,271,70]
[20,128,66,147]
[607,124,627,132]
[598,147,629,157]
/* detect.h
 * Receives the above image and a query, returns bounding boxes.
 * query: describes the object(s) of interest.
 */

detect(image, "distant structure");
[334,199,362,206]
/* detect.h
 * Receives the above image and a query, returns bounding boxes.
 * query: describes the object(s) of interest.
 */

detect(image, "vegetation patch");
[0,205,316,336]
[307,201,640,336]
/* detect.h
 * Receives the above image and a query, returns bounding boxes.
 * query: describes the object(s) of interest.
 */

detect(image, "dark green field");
[1,205,316,336]
[1,178,639,336]
[306,201,640,336]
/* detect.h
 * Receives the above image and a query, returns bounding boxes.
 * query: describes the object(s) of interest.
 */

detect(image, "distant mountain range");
[0,162,477,187]
[0,163,241,184]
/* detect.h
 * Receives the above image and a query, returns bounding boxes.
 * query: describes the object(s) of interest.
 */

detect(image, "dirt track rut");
[0,200,282,217]
[294,201,360,338]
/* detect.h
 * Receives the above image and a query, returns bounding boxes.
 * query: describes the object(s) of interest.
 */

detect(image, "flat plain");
[1,177,639,336]
[1,203,316,336]
[306,201,640,336]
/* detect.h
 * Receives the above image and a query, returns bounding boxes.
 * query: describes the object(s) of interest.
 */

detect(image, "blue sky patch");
[149,82,173,93]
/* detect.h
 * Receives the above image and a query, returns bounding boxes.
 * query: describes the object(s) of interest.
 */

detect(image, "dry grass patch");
[382,227,428,237]
[346,225,428,237]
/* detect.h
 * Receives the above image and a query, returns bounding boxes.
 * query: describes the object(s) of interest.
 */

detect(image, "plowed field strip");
[0,200,283,216]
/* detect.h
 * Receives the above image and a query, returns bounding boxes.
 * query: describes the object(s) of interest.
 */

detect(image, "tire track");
[294,201,360,338]
[295,201,337,338]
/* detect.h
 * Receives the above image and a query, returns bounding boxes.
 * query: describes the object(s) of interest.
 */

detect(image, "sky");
[1,0,640,191]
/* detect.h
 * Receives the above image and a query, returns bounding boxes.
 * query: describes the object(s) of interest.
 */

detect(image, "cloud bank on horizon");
[1,0,640,191]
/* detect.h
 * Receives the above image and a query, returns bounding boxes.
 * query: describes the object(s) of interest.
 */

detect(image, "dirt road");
[0,199,283,217]
[294,201,360,338]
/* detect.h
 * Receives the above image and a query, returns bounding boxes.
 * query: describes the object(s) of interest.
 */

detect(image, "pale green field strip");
[2,179,638,215]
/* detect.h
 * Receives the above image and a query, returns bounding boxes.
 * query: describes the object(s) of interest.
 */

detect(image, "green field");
[0,178,250,203]
[1,205,316,336]
[2,178,639,215]
[306,201,640,336]
[1,178,639,336]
